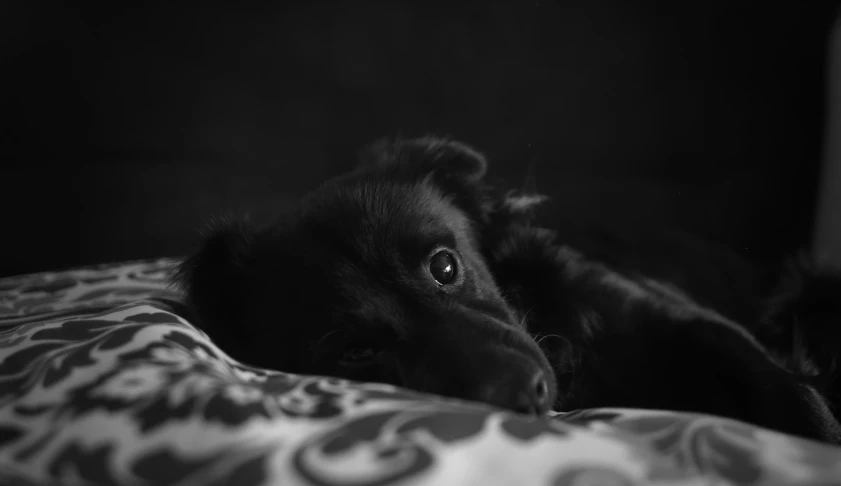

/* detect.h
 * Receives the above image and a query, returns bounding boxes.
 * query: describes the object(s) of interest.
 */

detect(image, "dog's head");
[174,137,557,414]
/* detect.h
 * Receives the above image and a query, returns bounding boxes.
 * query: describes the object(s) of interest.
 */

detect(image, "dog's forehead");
[310,175,473,243]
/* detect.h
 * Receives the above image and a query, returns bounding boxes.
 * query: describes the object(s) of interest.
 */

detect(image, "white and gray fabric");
[2,259,840,486]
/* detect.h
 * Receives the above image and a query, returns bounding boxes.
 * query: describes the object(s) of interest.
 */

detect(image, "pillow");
[1,259,840,485]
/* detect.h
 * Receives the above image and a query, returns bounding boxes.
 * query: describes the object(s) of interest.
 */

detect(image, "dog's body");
[175,137,841,443]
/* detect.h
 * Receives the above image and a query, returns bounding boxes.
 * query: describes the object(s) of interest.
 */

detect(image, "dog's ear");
[172,216,256,332]
[360,136,493,222]
[359,136,488,184]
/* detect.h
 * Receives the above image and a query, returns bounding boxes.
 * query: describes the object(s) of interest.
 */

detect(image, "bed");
[1,259,840,486]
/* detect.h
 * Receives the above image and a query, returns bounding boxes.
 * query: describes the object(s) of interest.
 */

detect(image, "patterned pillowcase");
[1,259,840,486]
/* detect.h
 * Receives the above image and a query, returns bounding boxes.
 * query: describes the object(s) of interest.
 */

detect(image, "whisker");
[519,306,535,329]
[535,332,572,348]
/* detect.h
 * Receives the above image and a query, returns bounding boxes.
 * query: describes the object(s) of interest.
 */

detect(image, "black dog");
[174,136,841,443]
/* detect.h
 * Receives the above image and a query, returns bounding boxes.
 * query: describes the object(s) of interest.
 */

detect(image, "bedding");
[1,259,840,486]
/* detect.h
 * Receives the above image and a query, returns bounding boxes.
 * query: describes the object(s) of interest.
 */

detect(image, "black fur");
[175,137,556,414]
[174,136,841,443]
[758,256,841,411]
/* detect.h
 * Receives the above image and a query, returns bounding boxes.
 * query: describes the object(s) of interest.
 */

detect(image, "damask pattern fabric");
[1,259,840,486]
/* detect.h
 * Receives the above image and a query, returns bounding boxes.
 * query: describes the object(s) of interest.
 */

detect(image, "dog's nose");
[480,368,553,415]
[511,370,552,415]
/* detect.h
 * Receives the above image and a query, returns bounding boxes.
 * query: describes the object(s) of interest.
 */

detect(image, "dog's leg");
[569,309,841,443]
[760,255,841,416]
[490,226,841,442]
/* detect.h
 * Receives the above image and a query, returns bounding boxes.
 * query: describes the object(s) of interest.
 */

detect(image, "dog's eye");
[429,251,457,285]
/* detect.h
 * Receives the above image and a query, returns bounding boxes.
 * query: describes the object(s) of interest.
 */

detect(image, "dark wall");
[2,2,838,277]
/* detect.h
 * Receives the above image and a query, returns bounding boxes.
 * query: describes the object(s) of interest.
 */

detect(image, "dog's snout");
[478,367,554,416]
[510,369,552,415]
[532,371,550,406]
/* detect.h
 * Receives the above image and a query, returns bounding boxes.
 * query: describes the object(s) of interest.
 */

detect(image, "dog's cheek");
[329,353,403,387]
[377,344,443,396]
[235,286,340,374]
[367,352,405,386]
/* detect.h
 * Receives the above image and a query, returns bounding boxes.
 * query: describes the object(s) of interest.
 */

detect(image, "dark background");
[2,2,839,278]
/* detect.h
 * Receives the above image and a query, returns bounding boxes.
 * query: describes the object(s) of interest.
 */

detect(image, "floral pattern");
[1,259,840,485]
